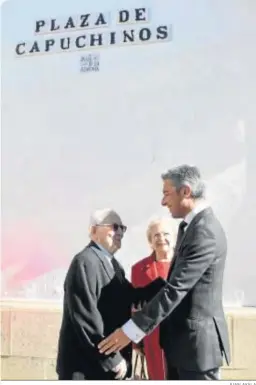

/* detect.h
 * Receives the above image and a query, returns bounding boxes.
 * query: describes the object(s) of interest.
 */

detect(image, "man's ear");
[90,225,97,236]
[181,185,191,198]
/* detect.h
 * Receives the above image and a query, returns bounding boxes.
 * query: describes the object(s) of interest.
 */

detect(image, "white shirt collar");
[184,200,210,227]
[95,242,113,261]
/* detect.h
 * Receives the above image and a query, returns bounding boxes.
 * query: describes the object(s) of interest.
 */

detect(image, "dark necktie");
[176,220,187,246]
[111,257,124,282]
[167,220,187,280]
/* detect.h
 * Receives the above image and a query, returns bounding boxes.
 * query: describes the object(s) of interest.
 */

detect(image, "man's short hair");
[161,164,205,199]
[89,208,122,237]
[89,208,122,226]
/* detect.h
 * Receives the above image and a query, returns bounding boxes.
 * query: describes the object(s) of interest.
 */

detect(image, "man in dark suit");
[56,208,165,380]
[98,165,230,380]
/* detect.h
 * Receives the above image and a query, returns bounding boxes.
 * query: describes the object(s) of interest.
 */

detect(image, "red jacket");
[131,254,171,380]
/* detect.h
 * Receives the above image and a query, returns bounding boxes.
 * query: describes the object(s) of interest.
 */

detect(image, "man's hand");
[98,328,131,355]
[112,358,127,379]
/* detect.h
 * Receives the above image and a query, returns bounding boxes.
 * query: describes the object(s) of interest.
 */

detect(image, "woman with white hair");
[131,217,178,380]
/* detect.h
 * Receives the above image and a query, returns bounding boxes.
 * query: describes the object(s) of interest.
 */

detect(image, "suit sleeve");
[127,275,166,307]
[117,260,166,307]
[65,258,123,372]
[131,230,216,334]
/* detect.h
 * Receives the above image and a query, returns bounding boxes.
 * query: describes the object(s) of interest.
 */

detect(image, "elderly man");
[98,165,230,380]
[56,208,165,380]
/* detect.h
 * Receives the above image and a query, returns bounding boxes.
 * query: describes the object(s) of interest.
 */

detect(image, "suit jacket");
[56,241,165,379]
[132,208,230,372]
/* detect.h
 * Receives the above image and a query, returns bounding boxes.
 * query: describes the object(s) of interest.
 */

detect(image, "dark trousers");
[165,359,220,380]
[58,366,131,381]
[58,371,120,381]
[58,357,131,381]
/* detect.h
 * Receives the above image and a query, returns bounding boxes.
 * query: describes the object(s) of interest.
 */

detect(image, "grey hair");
[88,208,122,238]
[146,217,178,244]
[161,164,205,199]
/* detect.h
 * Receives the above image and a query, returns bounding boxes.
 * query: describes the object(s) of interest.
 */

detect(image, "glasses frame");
[95,223,127,233]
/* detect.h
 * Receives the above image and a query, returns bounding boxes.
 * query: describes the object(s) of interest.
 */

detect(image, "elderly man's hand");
[112,358,127,379]
[98,328,131,355]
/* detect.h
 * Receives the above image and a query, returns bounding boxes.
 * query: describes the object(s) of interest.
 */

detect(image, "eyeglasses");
[96,223,127,233]
[153,232,171,239]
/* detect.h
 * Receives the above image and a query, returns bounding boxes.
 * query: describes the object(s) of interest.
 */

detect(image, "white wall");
[1,0,256,305]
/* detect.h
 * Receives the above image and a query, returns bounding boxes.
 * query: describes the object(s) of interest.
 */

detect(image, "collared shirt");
[122,200,210,343]
[95,242,114,270]
[183,200,210,230]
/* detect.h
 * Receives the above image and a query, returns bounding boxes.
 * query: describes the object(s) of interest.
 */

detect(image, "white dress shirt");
[95,242,114,270]
[183,200,210,230]
[122,200,210,343]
